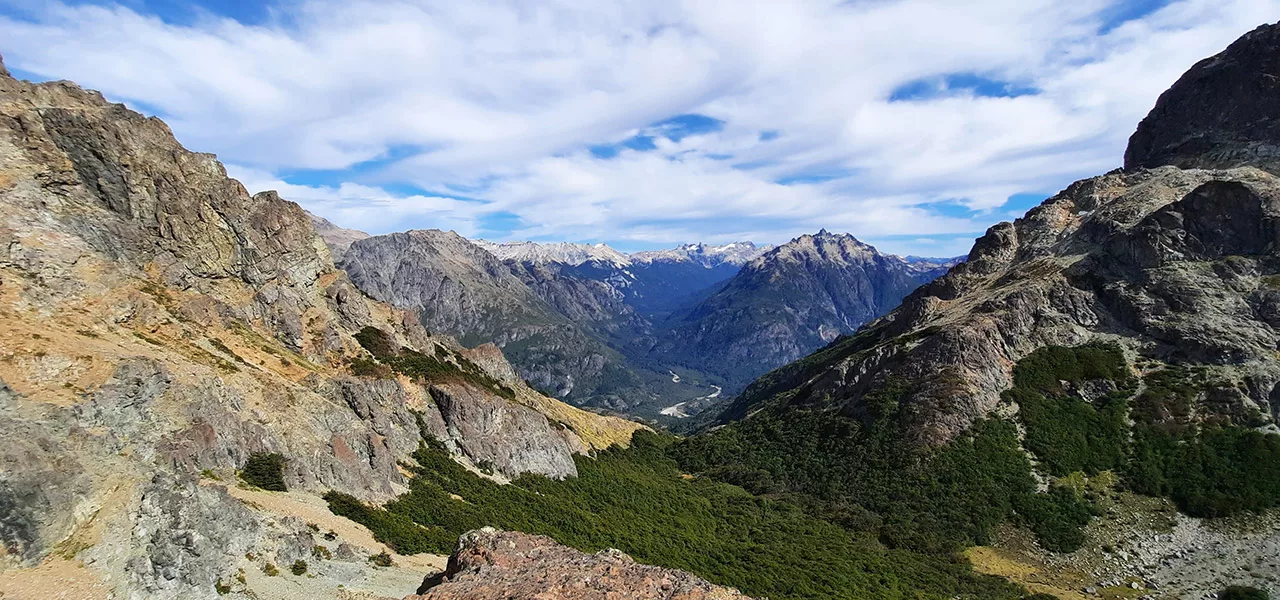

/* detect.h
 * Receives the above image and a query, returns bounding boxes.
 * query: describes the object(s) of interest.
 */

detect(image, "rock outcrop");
[408,529,753,600]
[0,53,639,599]
[1125,20,1280,173]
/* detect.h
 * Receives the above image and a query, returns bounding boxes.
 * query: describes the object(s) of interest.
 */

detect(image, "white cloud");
[225,165,488,236]
[1,0,1276,256]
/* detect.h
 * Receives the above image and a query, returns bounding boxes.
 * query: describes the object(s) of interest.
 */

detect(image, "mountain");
[656,231,955,391]
[630,241,772,268]
[473,240,631,267]
[335,235,775,416]
[307,212,369,261]
[339,230,637,401]
[0,57,641,599]
[335,231,946,418]
[623,242,772,318]
[1125,21,1280,174]
[472,240,771,319]
[674,22,1280,599]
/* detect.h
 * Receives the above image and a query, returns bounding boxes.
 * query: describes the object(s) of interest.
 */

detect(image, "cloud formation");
[2,0,1277,255]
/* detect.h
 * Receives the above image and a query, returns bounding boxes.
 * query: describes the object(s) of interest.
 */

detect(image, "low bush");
[240,453,287,491]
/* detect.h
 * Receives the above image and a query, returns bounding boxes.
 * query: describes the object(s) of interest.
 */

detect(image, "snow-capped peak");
[474,240,632,267]
[630,241,771,267]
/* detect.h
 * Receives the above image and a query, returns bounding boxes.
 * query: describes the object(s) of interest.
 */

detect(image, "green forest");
[329,432,1027,600]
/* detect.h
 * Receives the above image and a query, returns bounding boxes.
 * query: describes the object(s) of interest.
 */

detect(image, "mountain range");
[326,224,952,419]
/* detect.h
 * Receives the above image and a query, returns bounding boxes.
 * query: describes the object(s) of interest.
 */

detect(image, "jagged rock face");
[507,260,643,332]
[1125,21,1280,173]
[430,383,579,479]
[409,529,754,600]
[724,167,1280,444]
[0,56,639,598]
[661,231,949,391]
[341,230,554,338]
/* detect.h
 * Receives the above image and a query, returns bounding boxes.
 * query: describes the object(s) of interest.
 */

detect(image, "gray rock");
[1126,20,1280,174]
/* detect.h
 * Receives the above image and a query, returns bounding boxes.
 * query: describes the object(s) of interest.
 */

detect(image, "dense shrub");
[240,453,287,491]
[1013,486,1097,552]
[671,385,1086,553]
[1129,421,1280,517]
[289,560,307,576]
[354,326,398,359]
[1006,345,1133,476]
[330,430,1024,600]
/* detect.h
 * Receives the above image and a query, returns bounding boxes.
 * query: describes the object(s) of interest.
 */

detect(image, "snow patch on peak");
[475,240,631,267]
[631,241,770,267]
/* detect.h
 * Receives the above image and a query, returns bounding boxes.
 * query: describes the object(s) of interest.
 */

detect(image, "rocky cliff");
[662,231,949,392]
[0,55,639,599]
[408,529,753,600]
[1125,21,1280,174]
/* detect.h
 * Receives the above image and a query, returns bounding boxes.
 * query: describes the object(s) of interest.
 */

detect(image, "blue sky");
[1,0,1276,256]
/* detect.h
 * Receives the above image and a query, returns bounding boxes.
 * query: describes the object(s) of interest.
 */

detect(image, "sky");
[1,0,1277,256]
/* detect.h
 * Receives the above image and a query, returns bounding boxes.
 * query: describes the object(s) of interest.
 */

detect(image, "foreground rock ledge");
[407,528,754,600]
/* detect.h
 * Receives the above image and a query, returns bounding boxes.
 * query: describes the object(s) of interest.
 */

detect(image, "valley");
[329,224,949,420]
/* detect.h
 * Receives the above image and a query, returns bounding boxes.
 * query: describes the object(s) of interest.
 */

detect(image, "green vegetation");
[1129,416,1280,517]
[329,431,1024,600]
[240,452,287,492]
[262,562,279,577]
[1221,587,1270,600]
[289,560,308,576]
[673,377,1096,553]
[208,338,250,367]
[1012,486,1097,553]
[1004,345,1134,476]
[1121,365,1280,517]
[214,580,232,595]
[353,327,515,398]
[368,551,393,567]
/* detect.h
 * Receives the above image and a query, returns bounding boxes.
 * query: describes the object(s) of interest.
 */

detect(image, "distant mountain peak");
[305,211,369,261]
[631,241,770,267]
[474,240,631,267]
